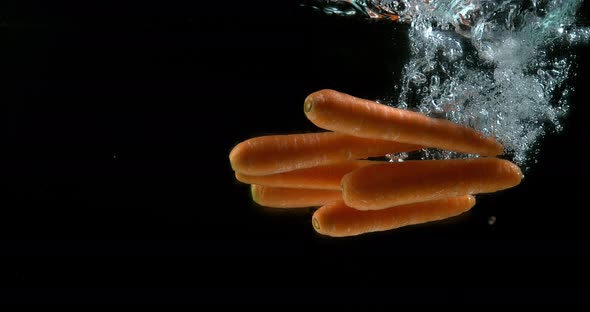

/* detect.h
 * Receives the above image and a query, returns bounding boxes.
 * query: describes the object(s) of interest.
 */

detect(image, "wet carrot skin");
[228,89,525,236]
[304,89,504,156]
[229,131,422,176]
[235,160,373,190]
[341,158,522,210]
[250,184,342,208]
[312,195,476,237]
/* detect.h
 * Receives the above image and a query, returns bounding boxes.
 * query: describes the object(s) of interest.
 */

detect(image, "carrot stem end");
[312,217,320,231]
[304,97,313,113]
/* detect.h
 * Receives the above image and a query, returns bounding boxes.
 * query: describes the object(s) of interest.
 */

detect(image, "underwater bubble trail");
[304,0,586,168]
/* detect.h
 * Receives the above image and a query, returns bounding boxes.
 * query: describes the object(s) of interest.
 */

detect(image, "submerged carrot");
[235,160,372,190]
[341,157,523,210]
[312,196,476,237]
[304,89,504,156]
[250,184,342,208]
[229,131,422,176]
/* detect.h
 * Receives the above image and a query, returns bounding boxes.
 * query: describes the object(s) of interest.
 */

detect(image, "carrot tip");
[304,96,313,113]
[312,217,320,231]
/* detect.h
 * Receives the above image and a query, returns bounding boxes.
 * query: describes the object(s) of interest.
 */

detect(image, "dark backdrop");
[2,0,590,304]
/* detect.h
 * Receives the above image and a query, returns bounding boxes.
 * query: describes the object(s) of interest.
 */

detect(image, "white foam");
[307,0,586,168]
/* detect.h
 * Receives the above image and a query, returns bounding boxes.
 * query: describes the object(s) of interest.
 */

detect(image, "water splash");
[303,0,587,167]
[303,0,403,20]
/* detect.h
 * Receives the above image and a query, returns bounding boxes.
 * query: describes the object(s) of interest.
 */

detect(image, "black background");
[2,0,590,305]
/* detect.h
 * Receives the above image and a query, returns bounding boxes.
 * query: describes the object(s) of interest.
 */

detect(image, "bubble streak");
[305,0,586,168]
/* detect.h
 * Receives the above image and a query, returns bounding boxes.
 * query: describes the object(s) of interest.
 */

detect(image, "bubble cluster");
[305,0,587,168]
[394,0,583,166]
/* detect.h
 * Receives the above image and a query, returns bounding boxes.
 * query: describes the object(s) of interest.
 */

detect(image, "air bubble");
[306,0,584,168]
[386,152,409,162]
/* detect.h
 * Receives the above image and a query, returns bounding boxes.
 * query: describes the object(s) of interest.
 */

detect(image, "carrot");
[341,157,523,210]
[235,160,372,190]
[229,131,422,176]
[304,89,504,156]
[312,195,475,237]
[250,184,342,208]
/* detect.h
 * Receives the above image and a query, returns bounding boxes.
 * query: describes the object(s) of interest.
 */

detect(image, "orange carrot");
[304,89,504,156]
[235,160,372,190]
[250,184,342,208]
[312,196,476,237]
[341,158,522,210]
[229,131,422,176]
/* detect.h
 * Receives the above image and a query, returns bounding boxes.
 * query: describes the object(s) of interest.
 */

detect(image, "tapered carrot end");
[462,195,477,209]
[228,141,244,172]
[234,171,243,183]
[487,138,505,157]
[501,159,525,186]
[229,138,265,175]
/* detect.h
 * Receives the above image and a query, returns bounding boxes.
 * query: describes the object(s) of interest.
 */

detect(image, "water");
[303,0,587,168]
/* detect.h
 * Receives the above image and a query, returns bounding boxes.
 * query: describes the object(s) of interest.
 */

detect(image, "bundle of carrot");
[229,89,523,237]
